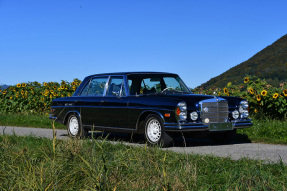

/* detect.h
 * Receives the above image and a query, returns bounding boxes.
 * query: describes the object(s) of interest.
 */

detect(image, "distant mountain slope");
[200,34,287,88]
[0,84,10,90]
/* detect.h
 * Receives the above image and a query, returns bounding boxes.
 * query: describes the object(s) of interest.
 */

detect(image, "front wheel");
[67,114,88,139]
[144,114,172,147]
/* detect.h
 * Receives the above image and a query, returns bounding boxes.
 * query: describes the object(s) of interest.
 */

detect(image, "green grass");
[238,118,287,145]
[0,113,65,129]
[0,134,287,190]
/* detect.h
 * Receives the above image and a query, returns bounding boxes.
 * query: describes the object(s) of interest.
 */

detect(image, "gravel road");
[1,126,287,164]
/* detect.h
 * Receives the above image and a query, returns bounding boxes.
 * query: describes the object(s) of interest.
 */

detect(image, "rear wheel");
[67,114,88,139]
[144,114,172,147]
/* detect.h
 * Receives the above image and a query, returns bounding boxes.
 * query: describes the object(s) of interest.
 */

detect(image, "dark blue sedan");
[50,72,252,147]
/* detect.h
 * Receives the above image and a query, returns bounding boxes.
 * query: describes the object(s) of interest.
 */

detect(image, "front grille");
[200,98,229,124]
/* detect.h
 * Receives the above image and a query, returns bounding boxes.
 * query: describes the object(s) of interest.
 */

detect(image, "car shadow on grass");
[86,131,252,148]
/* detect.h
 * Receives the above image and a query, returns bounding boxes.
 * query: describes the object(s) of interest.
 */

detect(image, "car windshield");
[127,74,191,96]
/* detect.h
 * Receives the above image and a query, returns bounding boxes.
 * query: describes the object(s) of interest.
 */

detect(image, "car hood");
[145,93,244,110]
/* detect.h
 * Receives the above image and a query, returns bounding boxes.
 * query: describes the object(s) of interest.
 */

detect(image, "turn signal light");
[165,113,171,117]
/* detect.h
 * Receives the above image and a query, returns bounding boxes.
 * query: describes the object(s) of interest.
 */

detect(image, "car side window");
[107,76,126,97]
[80,77,108,96]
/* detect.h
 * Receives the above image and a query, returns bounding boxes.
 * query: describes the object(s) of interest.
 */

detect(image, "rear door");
[100,76,129,128]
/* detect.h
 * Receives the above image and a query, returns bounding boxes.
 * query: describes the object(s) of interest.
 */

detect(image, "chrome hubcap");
[147,119,161,143]
[69,116,79,136]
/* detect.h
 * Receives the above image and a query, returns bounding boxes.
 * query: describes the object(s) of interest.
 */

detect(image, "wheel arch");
[136,110,165,133]
[64,110,82,125]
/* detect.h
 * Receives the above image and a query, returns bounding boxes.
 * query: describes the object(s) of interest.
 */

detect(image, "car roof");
[87,72,177,78]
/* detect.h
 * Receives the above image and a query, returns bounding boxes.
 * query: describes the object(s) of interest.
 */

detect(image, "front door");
[78,76,108,128]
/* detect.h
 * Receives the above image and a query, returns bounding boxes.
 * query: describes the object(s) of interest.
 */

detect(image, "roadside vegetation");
[238,118,287,145]
[1,134,287,190]
[0,113,65,129]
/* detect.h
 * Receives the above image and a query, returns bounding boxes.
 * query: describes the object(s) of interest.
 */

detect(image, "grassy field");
[237,118,287,145]
[0,113,65,129]
[1,134,287,190]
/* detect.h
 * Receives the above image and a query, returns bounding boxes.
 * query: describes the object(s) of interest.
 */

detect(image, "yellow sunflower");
[61,81,66,85]
[43,82,47,86]
[10,96,12,99]
[256,94,261,101]
[17,83,21,88]
[22,83,26,87]
[3,90,7,95]
[283,89,287,97]
[61,85,65,90]
[71,82,76,86]
[218,92,221,96]
[244,77,249,83]
[273,93,279,99]
[58,88,61,91]
[254,109,258,113]
[223,88,228,94]
[21,90,24,95]
[261,90,267,96]
[50,94,53,98]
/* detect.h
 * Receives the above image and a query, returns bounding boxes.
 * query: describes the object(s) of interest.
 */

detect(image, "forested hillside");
[200,34,287,88]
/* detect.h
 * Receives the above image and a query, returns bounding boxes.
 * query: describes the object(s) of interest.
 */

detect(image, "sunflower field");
[194,76,287,119]
[1,77,287,119]
[0,79,81,114]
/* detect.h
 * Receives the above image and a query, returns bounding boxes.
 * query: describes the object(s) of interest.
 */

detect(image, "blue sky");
[1,0,287,88]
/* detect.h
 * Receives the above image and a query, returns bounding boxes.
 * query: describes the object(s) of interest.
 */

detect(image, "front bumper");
[164,119,253,132]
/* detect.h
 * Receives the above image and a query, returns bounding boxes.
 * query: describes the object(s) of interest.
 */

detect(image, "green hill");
[200,34,287,88]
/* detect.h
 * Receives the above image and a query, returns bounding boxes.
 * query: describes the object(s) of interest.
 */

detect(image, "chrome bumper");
[164,119,253,132]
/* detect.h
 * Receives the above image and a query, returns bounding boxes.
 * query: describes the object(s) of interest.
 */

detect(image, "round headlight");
[232,110,239,119]
[240,100,249,110]
[190,111,198,121]
[241,110,249,119]
[178,101,187,111]
[176,101,187,121]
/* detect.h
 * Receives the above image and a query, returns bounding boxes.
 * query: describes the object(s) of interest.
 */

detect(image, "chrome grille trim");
[199,97,229,124]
